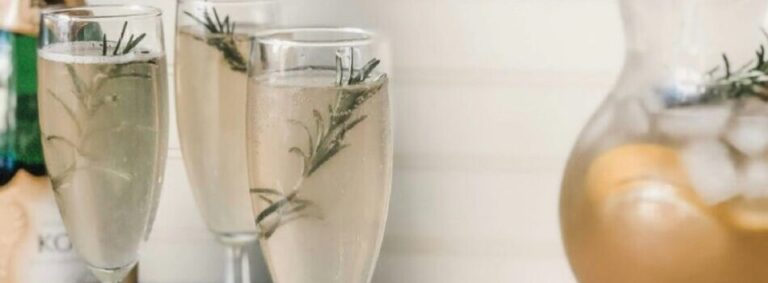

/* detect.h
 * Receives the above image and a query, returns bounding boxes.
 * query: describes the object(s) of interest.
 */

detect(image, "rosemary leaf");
[122,33,146,54]
[259,195,274,205]
[184,9,247,72]
[256,191,299,224]
[102,34,107,56]
[253,51,385,239]
[307,144,349,176]
[65,65,85,95]
[183,11,216,33]
[203,10,218,33]
[250,188,284,196]
[113,21,128,56]
[213,8,224,31]
[289,147,308,160]
[126,34,134,50]
[45,135,78,152]
[46,90,80,136]
[347,54,355,85]
[345,115,368,131]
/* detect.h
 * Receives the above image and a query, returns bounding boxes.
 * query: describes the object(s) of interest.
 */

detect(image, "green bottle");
[0,2,137,282]
[0,29,46,185]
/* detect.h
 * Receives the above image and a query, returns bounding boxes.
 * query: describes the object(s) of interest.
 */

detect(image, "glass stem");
[225,244,250,283]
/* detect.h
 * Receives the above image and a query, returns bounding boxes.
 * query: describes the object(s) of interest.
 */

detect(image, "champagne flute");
[247,28,393,283]
[174,0,277,282]
[37,5,169,283]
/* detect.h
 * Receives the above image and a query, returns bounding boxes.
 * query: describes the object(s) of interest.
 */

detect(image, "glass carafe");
[560,0,768,282]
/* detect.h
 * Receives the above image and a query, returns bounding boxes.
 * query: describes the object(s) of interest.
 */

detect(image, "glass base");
[88,261,136,283]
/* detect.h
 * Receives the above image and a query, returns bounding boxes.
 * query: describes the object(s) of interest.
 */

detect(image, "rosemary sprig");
[101,22,147,56]
[47,61,157,193]
[694,31,768,104]
[291,57,383,176]
[250,51,385,238]
[44,22,157,194]
[183,8,247,72]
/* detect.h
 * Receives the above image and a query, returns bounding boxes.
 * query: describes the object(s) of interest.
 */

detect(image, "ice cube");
[741,159,768,198]
[726,115,768,157]
[657,103,732,141]
[681,140,739,205]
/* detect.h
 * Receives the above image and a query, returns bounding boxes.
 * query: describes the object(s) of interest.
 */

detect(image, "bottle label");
[0,172,97,283]
[0,7,96,283]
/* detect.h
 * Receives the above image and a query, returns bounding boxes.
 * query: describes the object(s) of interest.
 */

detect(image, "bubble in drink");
[725,115,768,157]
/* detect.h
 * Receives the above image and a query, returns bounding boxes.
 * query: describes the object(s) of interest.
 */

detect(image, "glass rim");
[178,0,277,4]
[254,27,378,48]
[41,5,162,21]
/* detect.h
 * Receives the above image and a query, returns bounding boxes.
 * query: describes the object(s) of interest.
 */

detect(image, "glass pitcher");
[560,0,768,282]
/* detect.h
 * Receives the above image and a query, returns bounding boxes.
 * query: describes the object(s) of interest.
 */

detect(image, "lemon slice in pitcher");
[724,198,768,231]
[586,144,695,204]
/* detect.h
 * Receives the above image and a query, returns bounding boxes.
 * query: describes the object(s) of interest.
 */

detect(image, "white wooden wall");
[88,0,626,282]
